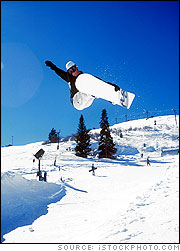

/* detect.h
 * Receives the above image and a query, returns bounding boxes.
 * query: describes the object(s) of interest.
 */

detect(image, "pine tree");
[75,115,91,158]
[98,109,117,159]
[49,128,59,143]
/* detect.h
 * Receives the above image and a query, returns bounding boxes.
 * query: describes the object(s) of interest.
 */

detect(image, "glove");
[45,60,56,70]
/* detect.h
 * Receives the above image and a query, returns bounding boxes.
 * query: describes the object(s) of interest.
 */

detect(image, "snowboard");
[89,167,97,172]
[75,73,135,109]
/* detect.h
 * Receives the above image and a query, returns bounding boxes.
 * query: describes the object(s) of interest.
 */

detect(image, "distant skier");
[45,60,121,110]
[147,157,151,166]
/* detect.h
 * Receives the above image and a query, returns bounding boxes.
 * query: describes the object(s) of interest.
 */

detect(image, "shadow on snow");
[1,173,66,242]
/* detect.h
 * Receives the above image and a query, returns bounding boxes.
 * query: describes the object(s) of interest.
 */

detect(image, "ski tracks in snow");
[99,159,179,243]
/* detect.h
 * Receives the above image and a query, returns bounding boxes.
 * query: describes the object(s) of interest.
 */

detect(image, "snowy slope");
[1,115,179,243]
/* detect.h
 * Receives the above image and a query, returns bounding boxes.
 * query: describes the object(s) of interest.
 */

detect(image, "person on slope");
[45,60,120,110]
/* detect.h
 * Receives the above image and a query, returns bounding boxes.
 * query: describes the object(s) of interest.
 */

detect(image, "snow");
[161,148,179,157]
[1,173,66,240]
[1,115,179,243]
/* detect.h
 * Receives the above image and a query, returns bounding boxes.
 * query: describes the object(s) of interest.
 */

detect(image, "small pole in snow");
[57,129,60,150]
[44,171,47,182]
[54,157,56,166]
[173,109,177,126]
[38,159,41,178]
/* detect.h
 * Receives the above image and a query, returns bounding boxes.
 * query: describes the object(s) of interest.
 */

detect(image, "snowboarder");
[89,164,97,176]
[45,60,121,110]
[92,164,95,176]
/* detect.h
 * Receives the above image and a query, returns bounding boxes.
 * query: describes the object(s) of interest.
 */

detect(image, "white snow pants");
[72,92,95,110]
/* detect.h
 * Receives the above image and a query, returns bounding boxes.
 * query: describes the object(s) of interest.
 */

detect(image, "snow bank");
[1,172,66,242]
[116,145,139,155]
[142,146,156,153]
[161,148,179,156]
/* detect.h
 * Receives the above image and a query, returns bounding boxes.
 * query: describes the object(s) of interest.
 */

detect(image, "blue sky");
[1,1,179,146]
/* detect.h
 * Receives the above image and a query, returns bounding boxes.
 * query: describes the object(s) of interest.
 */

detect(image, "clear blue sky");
[1,1,179,146]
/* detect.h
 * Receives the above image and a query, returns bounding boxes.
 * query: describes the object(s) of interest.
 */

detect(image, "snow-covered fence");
[161,148,179,157]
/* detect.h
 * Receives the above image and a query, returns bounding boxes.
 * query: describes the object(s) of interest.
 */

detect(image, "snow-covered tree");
[75,115,91,158]
[98,109,117,159]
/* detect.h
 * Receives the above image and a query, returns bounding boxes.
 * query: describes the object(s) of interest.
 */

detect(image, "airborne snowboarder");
[45,60,135,110]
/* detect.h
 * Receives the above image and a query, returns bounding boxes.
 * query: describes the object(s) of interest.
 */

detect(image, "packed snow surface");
[1,115,179,243]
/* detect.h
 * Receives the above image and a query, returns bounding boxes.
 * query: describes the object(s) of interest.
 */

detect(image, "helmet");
[66,61,76,71]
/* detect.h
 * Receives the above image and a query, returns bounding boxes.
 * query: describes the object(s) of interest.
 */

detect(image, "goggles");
[67,65,76,75]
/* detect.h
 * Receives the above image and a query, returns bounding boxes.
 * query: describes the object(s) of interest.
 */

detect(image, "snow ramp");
[1,172,66,242]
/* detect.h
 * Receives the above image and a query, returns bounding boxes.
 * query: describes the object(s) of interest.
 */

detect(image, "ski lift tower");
[34,149,45,181]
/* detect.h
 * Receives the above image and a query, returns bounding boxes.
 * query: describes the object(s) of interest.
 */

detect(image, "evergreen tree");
[98,109,117,159]
[75,115,91,158]
[49,128,59,143]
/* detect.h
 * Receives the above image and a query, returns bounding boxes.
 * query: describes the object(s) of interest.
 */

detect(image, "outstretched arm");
[45,60,69,82]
